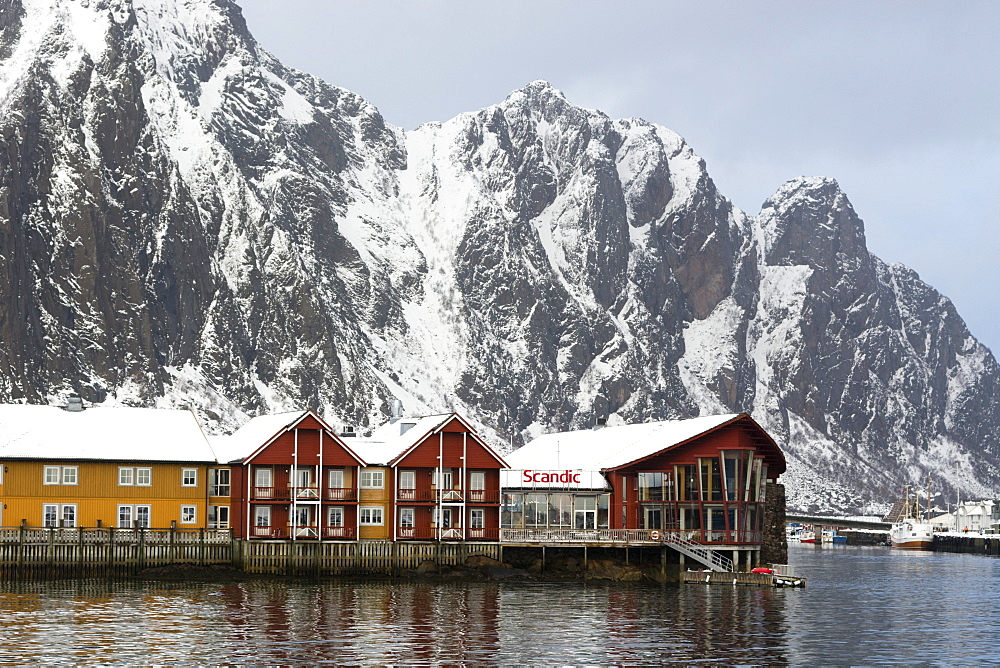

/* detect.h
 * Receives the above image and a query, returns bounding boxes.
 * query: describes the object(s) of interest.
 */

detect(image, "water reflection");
[0,546,996,664]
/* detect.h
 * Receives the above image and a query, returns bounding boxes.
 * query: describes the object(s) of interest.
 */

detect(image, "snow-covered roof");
[211,410,367,465]
[0,404,216,463]
[351,414,456,466]
[507,414,768,471]
[350,413,507,467]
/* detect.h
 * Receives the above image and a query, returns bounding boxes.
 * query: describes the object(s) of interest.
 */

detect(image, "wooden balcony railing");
[395,527,499,541]
[252,487,359,501]
[321,526,356,539]
[395,489,499,502]
[250,525,357,540]
[325,487,358,501]
[467,490,500,504]
[290,485,319,500]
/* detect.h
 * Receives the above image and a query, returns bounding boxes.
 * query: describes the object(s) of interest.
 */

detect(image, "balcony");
[321,526,356,539]
[251,525,282,538]
[467,490,500,504]
[395,489,499,503]
[394,527,499,541]
[325,487,358,501]
[249,525,358,540]
[289,485,319,500]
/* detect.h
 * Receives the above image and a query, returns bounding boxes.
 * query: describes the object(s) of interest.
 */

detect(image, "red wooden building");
[351,413,509,542]
[502,413,785,563]
[213,411,367,541]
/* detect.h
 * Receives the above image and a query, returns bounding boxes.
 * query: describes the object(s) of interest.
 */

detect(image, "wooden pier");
[682,565,806,588]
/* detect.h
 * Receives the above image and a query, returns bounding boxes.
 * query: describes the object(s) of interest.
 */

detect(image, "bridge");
[786,514,891,531]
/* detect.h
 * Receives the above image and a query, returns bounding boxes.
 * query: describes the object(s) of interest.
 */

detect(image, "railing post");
[17,521,25,579]
[78,525,85,577]
[47,526,55,575]
[199,528,205,565]
[138,526,145,573]
[108,526,115,576]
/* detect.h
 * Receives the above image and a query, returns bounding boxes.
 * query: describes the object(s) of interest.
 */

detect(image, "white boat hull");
[889,521,934,550]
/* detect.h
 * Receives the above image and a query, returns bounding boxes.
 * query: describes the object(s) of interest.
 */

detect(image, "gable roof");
[212,410,366,465]
[506,413,784,474]
[0,404,217,463]
[352,413,508,468]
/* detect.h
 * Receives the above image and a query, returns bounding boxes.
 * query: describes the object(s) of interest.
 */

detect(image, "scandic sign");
[522,469,582,484]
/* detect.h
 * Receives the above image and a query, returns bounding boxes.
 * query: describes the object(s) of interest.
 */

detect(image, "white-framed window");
[360,470,384,489]
[44,466,77,485]
[136,468,152,486]
[254,506,271,527]
[119,467,134,486]
[181,468,197,487]
[470,508,485,529]
[209,469,231,497]
[328,506,344,527]
[255,467,273,488]
[399,507,414,528]
[118,504,151,529]
[208,505,230,529]
[43,503,77,528]
[328,469,344,489]
[180,505,197,524]
[398,470,416,490]
[470,471,485,490]
[359,506,384,525]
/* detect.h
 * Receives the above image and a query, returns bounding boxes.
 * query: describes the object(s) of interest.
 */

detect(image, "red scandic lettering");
[523,470,533,483]
[573,473,581,483]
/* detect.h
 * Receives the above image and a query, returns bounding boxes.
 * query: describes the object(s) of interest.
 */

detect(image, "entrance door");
[574,496,596,530]
[643,505,662,530]
[293,505,315,537]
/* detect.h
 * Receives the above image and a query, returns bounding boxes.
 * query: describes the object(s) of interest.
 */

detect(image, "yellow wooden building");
[0,403,226,529]
[357,466,392,540]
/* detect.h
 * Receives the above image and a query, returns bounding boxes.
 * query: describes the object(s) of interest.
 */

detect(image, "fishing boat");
[889,482,934,550]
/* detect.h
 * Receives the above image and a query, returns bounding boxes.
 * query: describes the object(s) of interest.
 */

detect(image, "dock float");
[682,570,806,588]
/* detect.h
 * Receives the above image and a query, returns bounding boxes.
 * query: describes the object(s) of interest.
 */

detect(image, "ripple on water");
[0,547,996,664]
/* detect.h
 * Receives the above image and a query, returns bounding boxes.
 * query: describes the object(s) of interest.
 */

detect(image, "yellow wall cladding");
[0,461,219,529]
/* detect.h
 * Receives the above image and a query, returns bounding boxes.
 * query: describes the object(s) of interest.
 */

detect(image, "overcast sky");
[239,0,1000,354]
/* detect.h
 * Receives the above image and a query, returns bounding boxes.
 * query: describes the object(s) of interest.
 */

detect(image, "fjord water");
[0,544,997,664]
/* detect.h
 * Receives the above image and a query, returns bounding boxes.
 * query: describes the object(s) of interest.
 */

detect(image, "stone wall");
[761,482,788,564]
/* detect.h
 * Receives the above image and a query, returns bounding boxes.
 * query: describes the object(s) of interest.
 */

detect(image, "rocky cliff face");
[1,0,997,511]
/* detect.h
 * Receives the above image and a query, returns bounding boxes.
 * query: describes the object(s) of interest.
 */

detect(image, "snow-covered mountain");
[2,0,997,512]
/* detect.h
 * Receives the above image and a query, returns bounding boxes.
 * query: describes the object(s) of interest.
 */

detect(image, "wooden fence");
[0,527,501,578]
[237,540,501,576]
[0,527,233,579]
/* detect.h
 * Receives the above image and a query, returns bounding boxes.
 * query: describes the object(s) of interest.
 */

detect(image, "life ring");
[649,530,661,541]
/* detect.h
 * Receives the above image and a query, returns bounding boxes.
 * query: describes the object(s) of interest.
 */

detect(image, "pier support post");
[814,525,824,547]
